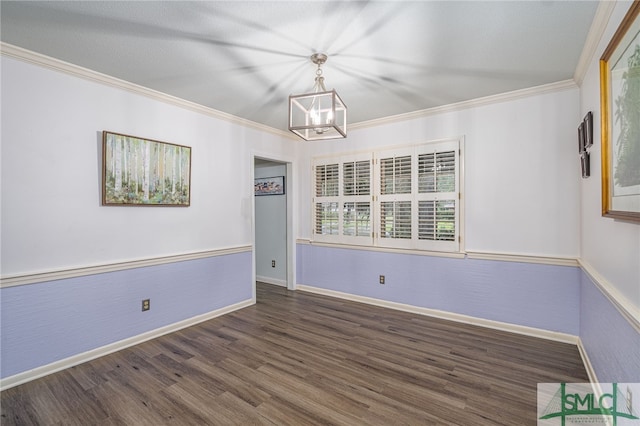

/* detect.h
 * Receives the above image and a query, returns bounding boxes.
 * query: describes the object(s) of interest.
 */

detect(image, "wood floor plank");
[1,282,589,425]
[184,357,272,409]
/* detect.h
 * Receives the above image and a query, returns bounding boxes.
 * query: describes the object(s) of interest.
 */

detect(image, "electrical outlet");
[142,299,150,312]
[271,260,276,268]
[379,275,385,284]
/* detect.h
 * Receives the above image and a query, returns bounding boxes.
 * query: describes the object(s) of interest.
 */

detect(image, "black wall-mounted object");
[578,111,593,178]
[583,111,593,149]
[581,151,590,178]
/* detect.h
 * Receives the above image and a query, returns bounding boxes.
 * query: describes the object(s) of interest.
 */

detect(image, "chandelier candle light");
[289,53,347,141]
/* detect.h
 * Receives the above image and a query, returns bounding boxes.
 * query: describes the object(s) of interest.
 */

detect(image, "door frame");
[251,151,296,301]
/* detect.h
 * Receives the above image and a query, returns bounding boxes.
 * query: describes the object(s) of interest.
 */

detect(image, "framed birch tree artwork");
[102,131,191,206]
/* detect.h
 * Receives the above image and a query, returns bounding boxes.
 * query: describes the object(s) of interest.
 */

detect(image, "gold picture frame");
[600,2,640,222]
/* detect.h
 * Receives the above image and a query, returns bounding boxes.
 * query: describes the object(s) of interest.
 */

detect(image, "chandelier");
[289,53,347,141]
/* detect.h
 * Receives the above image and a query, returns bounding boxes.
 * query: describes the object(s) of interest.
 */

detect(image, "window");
[343,159,371,238]
[377,148,414,247]
[313,154,373,244]
[380,155,411,195]
[312,139,462,252]
[414,145,459,252]
[314,164,339,236]
[380,201,412,239]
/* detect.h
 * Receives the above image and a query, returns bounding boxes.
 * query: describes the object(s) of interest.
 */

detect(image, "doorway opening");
[252,155,295,300]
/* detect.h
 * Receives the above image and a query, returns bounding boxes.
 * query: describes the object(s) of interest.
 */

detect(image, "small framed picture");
[578,122,586,154]
[581,151,590,179]
[583,111,593,149]
[255,176,285,196]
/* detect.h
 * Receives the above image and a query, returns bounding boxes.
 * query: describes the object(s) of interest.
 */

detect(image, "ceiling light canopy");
[289,53,347,141]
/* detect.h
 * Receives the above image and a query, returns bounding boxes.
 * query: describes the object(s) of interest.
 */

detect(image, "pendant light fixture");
[289,53,347,141]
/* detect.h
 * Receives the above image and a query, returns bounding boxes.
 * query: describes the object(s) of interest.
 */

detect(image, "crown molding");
[2,42,581,139]
[573,0,617,86]
[349,79,578,130]
[0,42,295,140]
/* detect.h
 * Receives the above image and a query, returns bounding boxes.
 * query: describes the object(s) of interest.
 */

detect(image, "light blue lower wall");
[297,244,580,335]
[580,270,640,383]
[298,244,640,382]
[0,251,252,379]
[5,245,637,383]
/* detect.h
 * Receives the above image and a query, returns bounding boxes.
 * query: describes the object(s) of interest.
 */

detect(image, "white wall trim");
[296,239,465,259]
[297,240,579,266]
[349,80,578,130]
[466,251,579,267]
[0,42,294,140]
[297,284,579,345]
[573,0,617,86]
[0,298,255,391]
[578,259,640,334]
[256,275,287,287]
[0,245,252,288]
[577,338,600,385]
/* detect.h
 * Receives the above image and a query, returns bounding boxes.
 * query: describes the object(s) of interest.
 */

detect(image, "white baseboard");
[256,275,287,287]
[0,298,255,391]
[296,284,579,345]
[577,338,599,384]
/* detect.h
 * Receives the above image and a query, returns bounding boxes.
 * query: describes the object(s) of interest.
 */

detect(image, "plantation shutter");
[313,155,373,245]
[343,159,372,240]
[314,163,340,239]
[377,148,414,248]
[316,164,339,197]
[312,139,461,252]
[416,142,459,251]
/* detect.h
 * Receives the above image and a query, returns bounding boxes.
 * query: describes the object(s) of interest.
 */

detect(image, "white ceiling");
[1,1,599,132]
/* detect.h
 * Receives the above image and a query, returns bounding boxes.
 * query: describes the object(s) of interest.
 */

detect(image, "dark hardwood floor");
[1,282,589,425]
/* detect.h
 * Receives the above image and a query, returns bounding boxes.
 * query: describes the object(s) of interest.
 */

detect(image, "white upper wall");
[297,86,582,259]
[0,55,296,276]
[579,0,640,310]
